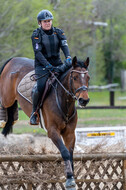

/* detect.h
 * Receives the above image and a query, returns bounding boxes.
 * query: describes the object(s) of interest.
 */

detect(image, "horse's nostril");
[79,98,84,105]
[79,98,90,106]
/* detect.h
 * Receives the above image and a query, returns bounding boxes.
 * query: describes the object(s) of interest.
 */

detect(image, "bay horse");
[0,56,90,190]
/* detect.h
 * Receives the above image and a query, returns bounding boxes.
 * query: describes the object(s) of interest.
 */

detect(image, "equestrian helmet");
[37,10,53,21]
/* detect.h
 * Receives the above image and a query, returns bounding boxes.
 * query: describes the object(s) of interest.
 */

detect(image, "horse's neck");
[58,72,75,114]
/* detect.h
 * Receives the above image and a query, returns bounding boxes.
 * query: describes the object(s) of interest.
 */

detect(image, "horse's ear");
[84,57,89,68]
[72,56,77,67]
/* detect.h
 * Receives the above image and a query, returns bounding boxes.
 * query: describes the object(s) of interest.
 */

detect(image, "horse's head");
[70,56,90,108]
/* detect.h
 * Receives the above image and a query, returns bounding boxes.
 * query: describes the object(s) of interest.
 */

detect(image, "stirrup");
[30,112,39,125]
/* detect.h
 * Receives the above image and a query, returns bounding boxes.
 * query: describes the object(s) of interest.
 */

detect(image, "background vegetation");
[1,0,126,85]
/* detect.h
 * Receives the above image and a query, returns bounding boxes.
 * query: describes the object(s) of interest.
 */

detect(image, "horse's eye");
[73,76,77,80]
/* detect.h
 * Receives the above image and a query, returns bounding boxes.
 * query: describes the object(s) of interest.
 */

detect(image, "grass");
[88,90,126,106]
[13,124,47,135]
[1,90,126,134]
[77,90,126,126]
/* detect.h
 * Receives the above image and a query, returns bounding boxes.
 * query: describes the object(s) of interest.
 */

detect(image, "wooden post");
[27,183,32,190]
[110,90,114,106]
[123,160,126,190]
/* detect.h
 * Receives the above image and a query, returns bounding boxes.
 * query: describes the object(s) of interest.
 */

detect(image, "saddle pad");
[17,71,47,131]
[17,70,36,104]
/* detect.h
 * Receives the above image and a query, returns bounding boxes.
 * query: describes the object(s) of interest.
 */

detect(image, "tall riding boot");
[30,89,41,125]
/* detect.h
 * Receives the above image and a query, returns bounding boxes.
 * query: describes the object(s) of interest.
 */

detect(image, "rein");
[51,69,88,100]
[30,72,49,81]
[52,69,88,123]
[51,72,77,100]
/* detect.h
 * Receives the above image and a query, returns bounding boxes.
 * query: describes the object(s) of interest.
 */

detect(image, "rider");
[30,9,72,125]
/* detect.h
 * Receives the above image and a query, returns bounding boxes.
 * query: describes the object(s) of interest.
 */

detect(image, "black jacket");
[31,27,70,67]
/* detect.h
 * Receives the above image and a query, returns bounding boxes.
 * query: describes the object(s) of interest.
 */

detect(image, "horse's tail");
[2,100,18,137]
[0,58,13,75]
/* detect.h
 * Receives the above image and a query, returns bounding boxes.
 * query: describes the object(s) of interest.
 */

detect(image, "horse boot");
[30,88,41,125]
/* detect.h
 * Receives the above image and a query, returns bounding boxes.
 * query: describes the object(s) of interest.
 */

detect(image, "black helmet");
[37,10,53,21]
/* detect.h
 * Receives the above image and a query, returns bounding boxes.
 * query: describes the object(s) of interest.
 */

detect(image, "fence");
[0,153,126,190]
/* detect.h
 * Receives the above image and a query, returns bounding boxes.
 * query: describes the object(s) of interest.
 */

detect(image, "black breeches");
[35,67,50,95]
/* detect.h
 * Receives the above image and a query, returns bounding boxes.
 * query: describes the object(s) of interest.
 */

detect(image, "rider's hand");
[65,56,72,65]
[53,66,63,73]
[46,64,54,71]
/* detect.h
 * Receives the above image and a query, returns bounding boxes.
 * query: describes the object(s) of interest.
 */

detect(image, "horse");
[0,56,90,190]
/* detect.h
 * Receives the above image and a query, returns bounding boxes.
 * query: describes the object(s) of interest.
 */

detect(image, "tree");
[0,0,56,65]
[53,0,106,84]
[93,0,126,83]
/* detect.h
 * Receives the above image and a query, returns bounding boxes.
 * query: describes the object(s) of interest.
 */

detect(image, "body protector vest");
[31,27,70,67]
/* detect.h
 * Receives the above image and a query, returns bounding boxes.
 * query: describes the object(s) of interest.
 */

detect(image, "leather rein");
[52,70,88,100]
[52,69,88,123]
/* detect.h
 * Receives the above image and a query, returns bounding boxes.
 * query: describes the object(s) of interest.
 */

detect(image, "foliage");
[56,0,101,84]
[93,0,126,83]
[1,0,126,85]
[0,0,56,65]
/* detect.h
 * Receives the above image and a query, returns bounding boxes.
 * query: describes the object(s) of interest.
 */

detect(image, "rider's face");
[41,20,52,30]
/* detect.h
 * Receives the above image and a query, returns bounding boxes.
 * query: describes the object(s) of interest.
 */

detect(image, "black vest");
[40,28,60,59]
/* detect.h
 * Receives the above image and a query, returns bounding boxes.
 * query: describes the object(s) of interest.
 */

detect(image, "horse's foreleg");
[48,128,76,189]
[62,130,76,172]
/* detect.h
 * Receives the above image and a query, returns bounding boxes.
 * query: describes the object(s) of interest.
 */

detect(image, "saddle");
[17,70,56,107]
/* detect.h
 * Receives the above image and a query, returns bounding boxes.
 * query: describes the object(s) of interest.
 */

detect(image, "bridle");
[69,69,88,100]
[53,69,89,123]
[52,69,88,101]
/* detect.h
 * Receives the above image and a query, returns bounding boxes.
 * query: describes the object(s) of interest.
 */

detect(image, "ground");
[0,120,125,155]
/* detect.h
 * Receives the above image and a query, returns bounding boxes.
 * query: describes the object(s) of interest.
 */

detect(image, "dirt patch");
[0,134,58,155]
[0,132,125,155]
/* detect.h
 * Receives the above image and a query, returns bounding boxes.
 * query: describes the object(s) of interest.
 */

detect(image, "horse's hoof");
[65,177,76,190]
[66,188,76,190]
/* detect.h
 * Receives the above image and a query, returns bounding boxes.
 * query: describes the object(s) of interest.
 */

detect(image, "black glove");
[53,66,65,73]
[54,62,72,74]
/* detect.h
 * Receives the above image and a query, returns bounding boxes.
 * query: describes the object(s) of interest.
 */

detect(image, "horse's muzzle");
[78,98,90,107]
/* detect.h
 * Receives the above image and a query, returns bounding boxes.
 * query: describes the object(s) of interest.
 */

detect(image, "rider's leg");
[30,67,50,125]
[30,87,41,125]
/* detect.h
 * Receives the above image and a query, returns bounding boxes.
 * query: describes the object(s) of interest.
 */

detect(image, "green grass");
[88,90,126,106]
[19,111,29,120]
[77,90,126,126]
[13,124,47,135]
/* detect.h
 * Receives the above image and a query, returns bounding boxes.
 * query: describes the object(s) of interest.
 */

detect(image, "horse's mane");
[58,59,87,82]
[0,58,13,75]
[59,68,70,81]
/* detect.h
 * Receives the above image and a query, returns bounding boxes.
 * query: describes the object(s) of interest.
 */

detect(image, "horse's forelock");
[75,60,88,69]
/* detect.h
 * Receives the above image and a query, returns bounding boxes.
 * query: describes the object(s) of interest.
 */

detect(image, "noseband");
[69,70,88,100]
